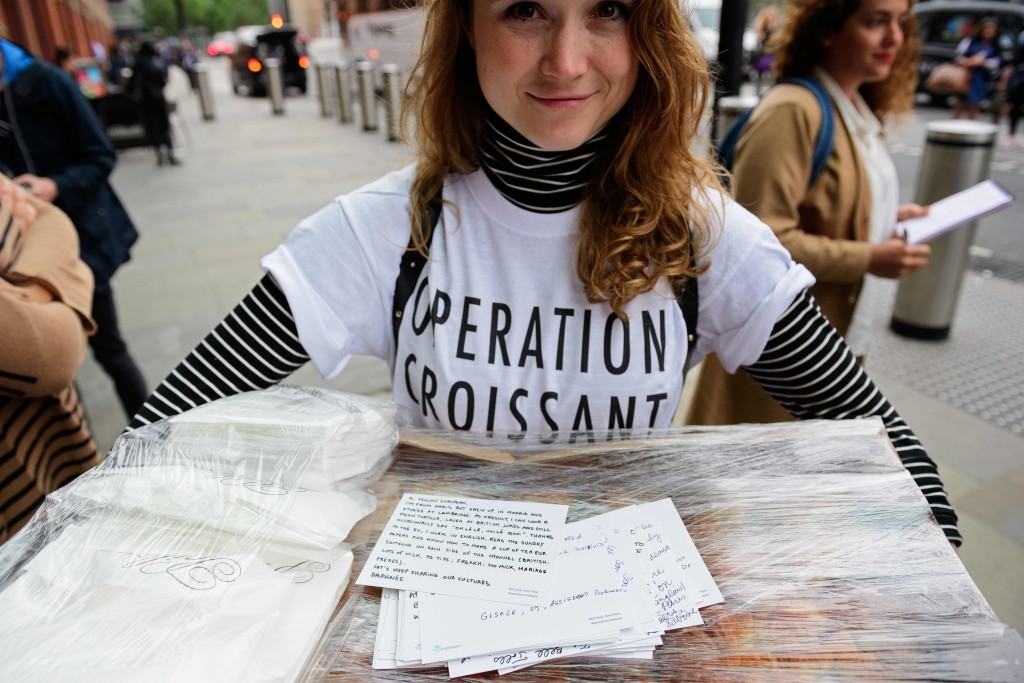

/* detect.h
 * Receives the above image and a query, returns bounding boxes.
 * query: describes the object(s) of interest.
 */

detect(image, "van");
[345,8,427,78]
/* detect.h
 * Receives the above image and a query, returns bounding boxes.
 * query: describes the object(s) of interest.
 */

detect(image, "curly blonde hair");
[772,0,920,117]
[402,0,722,317]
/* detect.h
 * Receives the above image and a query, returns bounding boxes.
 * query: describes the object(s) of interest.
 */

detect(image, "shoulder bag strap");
[392,196,442,349]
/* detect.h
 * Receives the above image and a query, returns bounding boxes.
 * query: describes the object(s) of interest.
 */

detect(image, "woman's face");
[466,0,640,150]
[819,0,909,95]
[980,22,997,42]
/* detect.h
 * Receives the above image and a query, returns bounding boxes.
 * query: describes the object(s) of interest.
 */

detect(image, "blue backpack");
[716,77,835,188]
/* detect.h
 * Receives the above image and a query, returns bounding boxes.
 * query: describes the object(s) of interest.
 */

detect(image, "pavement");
[76,58,1023,632]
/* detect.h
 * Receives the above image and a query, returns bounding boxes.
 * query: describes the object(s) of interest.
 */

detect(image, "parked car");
[207,30,237,57]
[914,0,1023,103]
[230,25,309,96]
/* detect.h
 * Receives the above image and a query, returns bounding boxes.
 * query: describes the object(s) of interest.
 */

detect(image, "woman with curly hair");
[689,1,933,415]
[129,0,959,544]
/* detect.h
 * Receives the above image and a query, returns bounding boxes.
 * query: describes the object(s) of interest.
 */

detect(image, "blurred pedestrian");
[689,0,932,424]
[0,177,99,542]
[107,42,128,87]
[54,46,74,74]
[128,0,959,543]
[999,39,1024,146]
[953,18,1002,120]
[751,5,780,92]
[128,41,178,166]
[0,37,148,420]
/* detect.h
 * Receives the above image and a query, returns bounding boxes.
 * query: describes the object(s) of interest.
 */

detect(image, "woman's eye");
[594,1,628,19]
[507,2,540,20]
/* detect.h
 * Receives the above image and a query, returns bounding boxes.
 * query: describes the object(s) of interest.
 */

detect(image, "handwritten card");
[634,499,722,612]
[356,494,567,604]
[437,517,653,672]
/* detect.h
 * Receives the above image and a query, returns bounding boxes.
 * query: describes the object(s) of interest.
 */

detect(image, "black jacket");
[0,61,138,290]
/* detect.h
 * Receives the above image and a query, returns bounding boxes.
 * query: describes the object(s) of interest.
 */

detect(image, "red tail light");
[247,58,262,73]
[298,55,310,69]
[207,46,216,57]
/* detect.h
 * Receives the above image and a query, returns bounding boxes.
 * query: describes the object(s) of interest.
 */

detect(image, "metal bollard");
[890,120,998,340]
[193,62,215,121]
[715,95,759,146]
[355,61,378,131]
[335,60,354,124]
[315,63,331,117]
[322,62,338,118]
[381,64,403,142]
[265,58,285,116]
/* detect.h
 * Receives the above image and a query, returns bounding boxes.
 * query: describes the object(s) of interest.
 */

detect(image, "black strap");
[390,195,699,368]
[392,197,442,347]
[675,275,699,373]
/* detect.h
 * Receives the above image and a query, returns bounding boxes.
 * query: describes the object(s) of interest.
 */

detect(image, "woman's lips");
[530,94,590,109]
[875,53,895,63]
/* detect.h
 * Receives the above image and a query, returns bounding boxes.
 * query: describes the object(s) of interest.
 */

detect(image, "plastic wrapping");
[2,392,1021,681]
[320,420,1023,682]
[0,386,402,683]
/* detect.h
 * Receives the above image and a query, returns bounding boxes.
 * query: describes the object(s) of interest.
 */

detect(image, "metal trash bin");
[890,120,998,340]
[356,61,378,132]
[265,58,285,116]
[380,64,403,142]
[193,63,215,121]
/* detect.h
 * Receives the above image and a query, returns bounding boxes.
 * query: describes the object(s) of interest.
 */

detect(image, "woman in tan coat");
[688,0,932,426]
[0,178,98,542]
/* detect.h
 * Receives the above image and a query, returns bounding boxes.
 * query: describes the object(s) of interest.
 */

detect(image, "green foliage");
[138,0,270,35]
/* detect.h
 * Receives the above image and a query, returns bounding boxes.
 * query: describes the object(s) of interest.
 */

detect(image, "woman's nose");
[541,22,588,79]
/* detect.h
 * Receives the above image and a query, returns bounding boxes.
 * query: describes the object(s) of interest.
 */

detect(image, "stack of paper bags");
[359,494,722,677]
[0,387,401,683]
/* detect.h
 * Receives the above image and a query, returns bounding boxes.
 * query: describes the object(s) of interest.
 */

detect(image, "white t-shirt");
[262,165,813,433]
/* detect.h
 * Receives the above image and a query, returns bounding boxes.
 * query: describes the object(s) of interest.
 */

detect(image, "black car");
[914,0,1022,103]
[230,25,309,96]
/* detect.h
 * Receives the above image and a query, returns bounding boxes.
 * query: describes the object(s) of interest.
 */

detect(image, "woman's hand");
[11,174,59,203]
[897,203,928,222]
[1,177,38,230]
[868,234,931,278]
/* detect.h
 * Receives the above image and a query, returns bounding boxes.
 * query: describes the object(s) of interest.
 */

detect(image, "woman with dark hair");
[129,0,959,544]
[128,41,177,165]
[953,17,1002,120]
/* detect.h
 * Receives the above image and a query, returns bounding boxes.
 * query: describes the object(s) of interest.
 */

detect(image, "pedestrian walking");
[689,0,932,426]
[751,4,780,92]
[128,0,959,545]
[128,41,178,166]
[1,37,149,420]
[953,18,1002,120]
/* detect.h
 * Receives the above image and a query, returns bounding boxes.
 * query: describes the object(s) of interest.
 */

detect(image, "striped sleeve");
[127,274,310,430]
[743,290,962,546]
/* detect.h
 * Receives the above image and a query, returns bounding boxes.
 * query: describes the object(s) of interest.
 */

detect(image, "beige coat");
[1,190,98,541]
[688,83,873,426]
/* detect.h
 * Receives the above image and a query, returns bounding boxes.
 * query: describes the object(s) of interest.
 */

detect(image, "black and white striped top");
[479,108,605,213]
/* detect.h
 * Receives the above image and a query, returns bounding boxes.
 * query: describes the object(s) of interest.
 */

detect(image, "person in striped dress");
[129,0,960,544]
[1,179,98,542]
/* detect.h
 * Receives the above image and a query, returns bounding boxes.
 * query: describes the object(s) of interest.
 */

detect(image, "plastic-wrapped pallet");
[308,420,1024,682]
[0,386,403,683]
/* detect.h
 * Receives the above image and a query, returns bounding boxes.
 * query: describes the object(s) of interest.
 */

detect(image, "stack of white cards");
[357,494,722,677]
